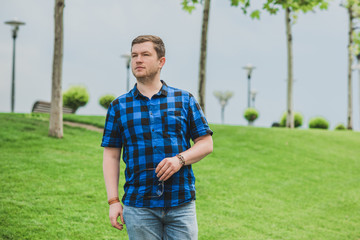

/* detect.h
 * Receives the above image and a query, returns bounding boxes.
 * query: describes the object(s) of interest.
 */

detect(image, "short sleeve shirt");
[101,80,213,208]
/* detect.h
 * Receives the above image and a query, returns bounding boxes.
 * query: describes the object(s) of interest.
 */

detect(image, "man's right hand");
[109,202,125,230]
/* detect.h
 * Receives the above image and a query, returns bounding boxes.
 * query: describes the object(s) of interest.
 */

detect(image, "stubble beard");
[135,69,160,84]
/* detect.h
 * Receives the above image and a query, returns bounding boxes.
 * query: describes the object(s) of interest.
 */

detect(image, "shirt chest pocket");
[161,110,183,137]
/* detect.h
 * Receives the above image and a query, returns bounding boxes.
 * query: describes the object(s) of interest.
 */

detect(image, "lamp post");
[250,90,257,108]
[5,19,25,113]
[243,64,256,109]
[121,53,131,92]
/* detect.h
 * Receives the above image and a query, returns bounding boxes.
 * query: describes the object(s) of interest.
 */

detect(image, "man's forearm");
[181,134,213,165]
[103,147,121,200]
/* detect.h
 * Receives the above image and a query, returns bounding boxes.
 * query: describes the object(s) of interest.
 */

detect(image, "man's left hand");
[155,156,182,181]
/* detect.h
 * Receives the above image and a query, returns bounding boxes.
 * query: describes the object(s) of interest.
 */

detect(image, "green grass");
[63,114,106,128]
[1,113,360,239]
[28,112,106,128]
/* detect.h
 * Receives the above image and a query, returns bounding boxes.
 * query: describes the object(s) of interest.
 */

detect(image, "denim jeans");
[123,201,198,240]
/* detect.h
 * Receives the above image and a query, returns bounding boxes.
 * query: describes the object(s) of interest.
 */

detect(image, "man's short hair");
[131,35,165,59]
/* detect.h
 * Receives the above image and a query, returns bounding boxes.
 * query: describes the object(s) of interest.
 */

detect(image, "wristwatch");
[176,154,185,166]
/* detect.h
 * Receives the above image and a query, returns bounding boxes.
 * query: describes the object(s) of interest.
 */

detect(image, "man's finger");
[110,217,123,230]
[155,159,166,173]
[113,222,123,230]
[160,168,175,181]
[156,161,170,177]
[120,212,125,224]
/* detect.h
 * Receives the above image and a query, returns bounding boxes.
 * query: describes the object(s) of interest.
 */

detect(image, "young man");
[102,35,213,240]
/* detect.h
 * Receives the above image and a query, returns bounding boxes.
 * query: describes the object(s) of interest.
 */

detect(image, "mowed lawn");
[1,113,360,240]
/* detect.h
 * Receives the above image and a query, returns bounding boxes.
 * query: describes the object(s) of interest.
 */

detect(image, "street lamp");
[250,90,257,108]
[243,64,256,109]
[121,53,131,92]
[5,19,25,113]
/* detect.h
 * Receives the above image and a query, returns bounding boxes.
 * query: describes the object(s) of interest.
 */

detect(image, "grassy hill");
[0,113,359,239]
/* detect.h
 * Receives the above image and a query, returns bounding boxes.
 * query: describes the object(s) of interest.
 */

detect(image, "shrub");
[271,122,280,127]
[244,108,259,123]
[63,86,89,112]
[309,117,329,129]
[99,94,116,109]
[335,124,346,130]
[280,112,303,128]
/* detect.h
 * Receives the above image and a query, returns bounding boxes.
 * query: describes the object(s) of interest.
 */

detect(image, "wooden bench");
[32,101,75,114]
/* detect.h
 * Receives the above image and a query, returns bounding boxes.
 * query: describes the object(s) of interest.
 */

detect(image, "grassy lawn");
[1,113,360,239]
[29,112,106,128]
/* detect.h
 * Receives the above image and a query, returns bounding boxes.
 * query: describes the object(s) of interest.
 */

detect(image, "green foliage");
[244,108,259,122]
[182,0,330,20]
[182,0,261,18]
[62,86,89,112]
[335,123,346,130]
[99,94,115,109]
[263,0,329,14]
[280,112,303,128]
[250,9,261,19]
[353,32,360,55]
[309,117,329,129]
[181,0,200,13]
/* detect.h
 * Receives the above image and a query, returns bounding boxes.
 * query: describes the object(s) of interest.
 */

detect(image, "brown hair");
[131,35,165,59]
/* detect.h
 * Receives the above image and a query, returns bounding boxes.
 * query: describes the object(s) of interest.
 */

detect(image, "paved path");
[63,121,103,133]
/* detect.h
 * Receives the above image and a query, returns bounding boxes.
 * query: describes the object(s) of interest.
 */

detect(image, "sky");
[1,0,359,130]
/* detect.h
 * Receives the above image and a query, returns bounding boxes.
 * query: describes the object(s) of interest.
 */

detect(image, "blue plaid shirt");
[101,81,213,208]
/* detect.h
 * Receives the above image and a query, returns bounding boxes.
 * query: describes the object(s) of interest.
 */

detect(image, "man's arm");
[103,147,124,231]
[156,133,213,181]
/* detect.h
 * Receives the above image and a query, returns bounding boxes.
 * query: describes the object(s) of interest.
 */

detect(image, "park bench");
[31,101,75,114]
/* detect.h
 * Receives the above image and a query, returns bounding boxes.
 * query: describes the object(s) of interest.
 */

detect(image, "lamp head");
[5,19,25,28]
[243,64,256,78]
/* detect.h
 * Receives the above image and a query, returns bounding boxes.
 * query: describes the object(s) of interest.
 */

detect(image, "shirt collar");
[132,80,168,99]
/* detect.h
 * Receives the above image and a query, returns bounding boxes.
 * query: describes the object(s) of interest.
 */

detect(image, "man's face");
[131,41,165,80]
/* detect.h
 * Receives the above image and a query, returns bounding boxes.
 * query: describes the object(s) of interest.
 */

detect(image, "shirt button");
[152,129,154,132]
[150,112,153,115]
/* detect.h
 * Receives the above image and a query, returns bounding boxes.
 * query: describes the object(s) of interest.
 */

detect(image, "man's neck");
[136,76,163,99]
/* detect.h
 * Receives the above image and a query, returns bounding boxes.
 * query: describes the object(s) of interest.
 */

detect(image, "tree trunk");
[347,6,353,130]
[198,0,211,115]
[221,105,225,124]
[358,54,360,130]
[49,0,65,138]
[285,7,294,129]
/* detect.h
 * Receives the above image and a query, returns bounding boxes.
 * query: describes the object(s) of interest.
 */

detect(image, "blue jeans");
[123,201,198,240]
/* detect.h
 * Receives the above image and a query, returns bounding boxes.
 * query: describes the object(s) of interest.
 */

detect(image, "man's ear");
[159,57,166,69]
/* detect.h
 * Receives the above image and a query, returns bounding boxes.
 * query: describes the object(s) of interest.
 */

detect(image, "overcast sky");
[1,0,359,130]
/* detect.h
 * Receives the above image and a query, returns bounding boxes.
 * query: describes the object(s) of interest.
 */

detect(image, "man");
[102,35,213,240]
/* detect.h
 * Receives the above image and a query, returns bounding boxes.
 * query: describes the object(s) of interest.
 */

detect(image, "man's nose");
[134,55,143,62]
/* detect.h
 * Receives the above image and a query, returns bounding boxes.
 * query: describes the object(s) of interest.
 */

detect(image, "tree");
[261,0,329,129]
[99,94,116,109]
[49,0,65,138]
[63,86,90,112]
[353,27,360,131]
[182,1,259,115]
[342,0,360,130]
[182,1,258,115]
[182,0,211,115]
[213,91,234,124]
[244,108,259,125]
